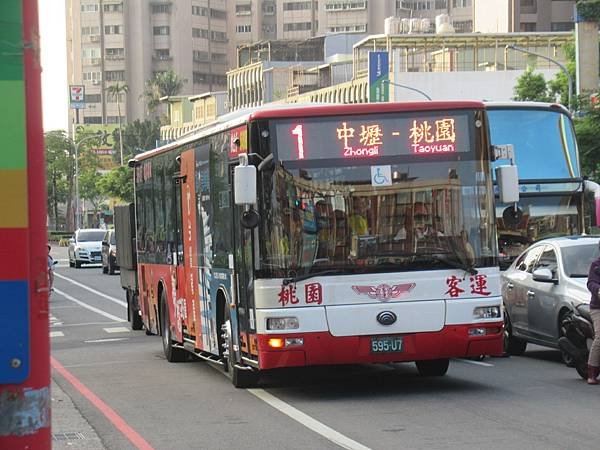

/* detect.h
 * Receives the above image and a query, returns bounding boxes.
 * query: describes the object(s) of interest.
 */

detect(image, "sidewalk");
[52,379,106,449]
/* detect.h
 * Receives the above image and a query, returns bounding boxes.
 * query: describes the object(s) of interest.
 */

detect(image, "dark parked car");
[101,229,119,275]
[502,235,600,360]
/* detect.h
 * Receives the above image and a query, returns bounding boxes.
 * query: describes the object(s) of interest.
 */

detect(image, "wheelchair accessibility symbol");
[371,165,392,186]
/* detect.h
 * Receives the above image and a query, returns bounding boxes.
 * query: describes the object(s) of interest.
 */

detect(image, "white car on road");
[68,229,106,268]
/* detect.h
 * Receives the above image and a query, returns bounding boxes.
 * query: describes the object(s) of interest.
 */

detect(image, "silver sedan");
[502,235,599,360]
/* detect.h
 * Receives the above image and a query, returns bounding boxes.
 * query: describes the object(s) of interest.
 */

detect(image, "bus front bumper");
[257,322,503,370]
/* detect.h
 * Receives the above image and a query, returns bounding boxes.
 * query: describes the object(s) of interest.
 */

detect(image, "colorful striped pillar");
[0,0,51,448]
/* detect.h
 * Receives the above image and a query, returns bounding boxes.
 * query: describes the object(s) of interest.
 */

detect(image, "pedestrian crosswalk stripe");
[103,327,130,334]
[50,331,64,338]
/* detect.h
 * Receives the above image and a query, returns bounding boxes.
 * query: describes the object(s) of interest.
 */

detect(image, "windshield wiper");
[359,250,478,275]
[283,269,350,285]
[406,251,478,275]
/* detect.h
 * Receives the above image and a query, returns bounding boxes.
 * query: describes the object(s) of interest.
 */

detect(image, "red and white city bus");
[118,102,518,387]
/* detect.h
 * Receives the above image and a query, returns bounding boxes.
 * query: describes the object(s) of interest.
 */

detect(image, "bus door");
[179,146,221,355]
[177,149,202,348]
[231,163,258,360]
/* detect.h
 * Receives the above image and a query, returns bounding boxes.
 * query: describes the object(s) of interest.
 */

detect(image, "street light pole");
[382,79,432,101]
[505,44,573,112]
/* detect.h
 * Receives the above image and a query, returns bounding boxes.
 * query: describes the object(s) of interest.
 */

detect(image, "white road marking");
[53,321,119,328]
[457,358,495,367]
[54,288,126,323]
[50,331,65,338]
[54,272,127,308]
[84,338,129,344]
[103,327,130,334]
[247,388,372,450]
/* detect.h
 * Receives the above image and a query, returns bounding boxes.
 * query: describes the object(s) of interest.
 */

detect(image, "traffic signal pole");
[0,1,51,448]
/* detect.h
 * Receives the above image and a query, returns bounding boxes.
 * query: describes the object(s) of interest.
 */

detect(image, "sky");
[39,0,69,132]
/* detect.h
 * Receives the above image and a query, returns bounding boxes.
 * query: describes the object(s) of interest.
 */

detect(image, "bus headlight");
[267,317,299,330]
[473,306,501,319]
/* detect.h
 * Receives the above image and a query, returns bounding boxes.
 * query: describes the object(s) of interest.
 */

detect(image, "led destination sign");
[274,113,471,161]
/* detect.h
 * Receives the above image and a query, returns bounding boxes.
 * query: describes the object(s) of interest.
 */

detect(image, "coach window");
[136,179,146,256]
[211,136,233,268]
[145,166,156,256]
[195,143,212,265]
[154,156,166,260]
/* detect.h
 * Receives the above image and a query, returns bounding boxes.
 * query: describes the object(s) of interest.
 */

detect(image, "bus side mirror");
[234,160,257,206]
[496,165,519,204]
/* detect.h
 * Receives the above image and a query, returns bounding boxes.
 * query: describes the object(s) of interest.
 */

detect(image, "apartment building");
[66,0,229,125]
[396,0,576,33]
[227,1,398,64]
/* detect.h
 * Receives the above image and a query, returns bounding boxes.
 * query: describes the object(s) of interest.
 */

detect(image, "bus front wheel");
[223,305,259,388]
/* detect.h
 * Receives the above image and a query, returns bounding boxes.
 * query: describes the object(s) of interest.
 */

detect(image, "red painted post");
[0,0,51,448]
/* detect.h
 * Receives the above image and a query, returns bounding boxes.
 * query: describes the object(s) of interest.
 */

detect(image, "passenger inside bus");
[348,197,369,236]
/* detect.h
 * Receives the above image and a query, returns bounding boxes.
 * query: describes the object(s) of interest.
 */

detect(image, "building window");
[83,71,101,81]
[283,22,312,31]
[81,3,99,12]
[151,4,171,14]
[107,116,125,124]
[155,49,171,60]
[81,47,101,58]
[193,72,227,85]
[327,24,366,32]
[451,0,470,7]
[105,70,125,81]
[452,19,472,32]
[283,2,312,11]
[104,25,122,34]
[193,50,209,61]
[551,22,574,31]
[153,26,170,36]
[103,3,123,12]
[81,26,100,35]
[192,28,208,38]
[520,22,537,31]
[235,4,252,15]
[85,94,102,103]
[434,0,447,8]
[211,9,227,20]
[83,116,103,124]
[263,2,276,14]
[211,52,227,63]
[211,31,227,42]
[236,25,252,33]
[325,1,367,11]
[106,47,124,58]
[192,6,204,15]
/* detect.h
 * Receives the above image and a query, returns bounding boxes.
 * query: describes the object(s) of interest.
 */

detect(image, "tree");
[547,42,576,108]
[513,68,552,102]
[112,119,160,162]
[142,70,187,113]
[75,137,103,227]
[105,82,129,165]
[98,165,134,203]
[575,107,600,180]
[45,130,71,230]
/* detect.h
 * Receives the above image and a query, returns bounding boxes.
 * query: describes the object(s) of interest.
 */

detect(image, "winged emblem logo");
[352,283,415,301]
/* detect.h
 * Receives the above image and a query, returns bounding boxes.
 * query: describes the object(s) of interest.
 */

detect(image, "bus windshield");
[256,110,498,279]
[489,108,580,179]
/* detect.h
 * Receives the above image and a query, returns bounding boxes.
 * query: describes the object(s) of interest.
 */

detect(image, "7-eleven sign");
[70,85,85,109]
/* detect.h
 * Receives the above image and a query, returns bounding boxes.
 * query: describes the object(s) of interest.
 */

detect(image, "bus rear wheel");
[128,291,143,331]
[160,291,188,362]
[223,306,259,388]
[415,358,449,377]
